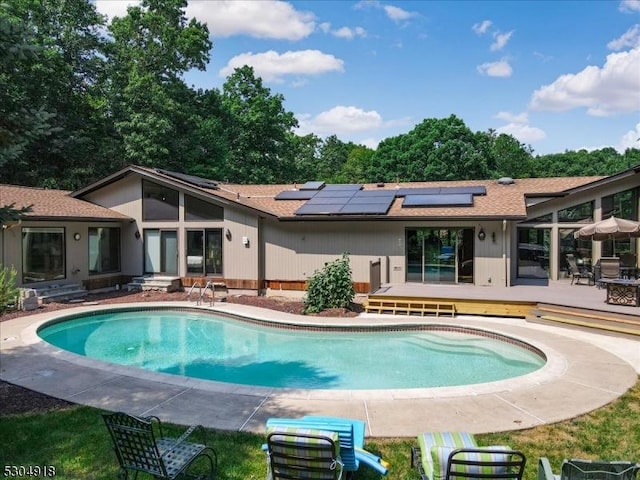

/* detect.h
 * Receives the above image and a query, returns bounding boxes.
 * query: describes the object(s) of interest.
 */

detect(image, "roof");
[1,184,132,222]
[74,165,607,221]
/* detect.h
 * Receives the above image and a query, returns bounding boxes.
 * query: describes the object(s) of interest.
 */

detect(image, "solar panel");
[313,190,358,198]
[275,190,317,200]
[305,196,351,205]
[299,181,326,190]
[323,184,363,191]
[347,196,394,205]
[339,202,393,214]
[155,169,219,189]
[395,187,442,197]
[402,193,474,207]
[440,186,487,195]
[352,190,396,198]
[295,203,344,215]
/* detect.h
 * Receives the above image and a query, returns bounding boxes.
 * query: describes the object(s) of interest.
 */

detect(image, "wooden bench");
[365,298,455,317]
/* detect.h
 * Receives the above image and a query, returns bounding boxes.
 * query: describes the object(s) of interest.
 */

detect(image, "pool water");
[38,310,545,390]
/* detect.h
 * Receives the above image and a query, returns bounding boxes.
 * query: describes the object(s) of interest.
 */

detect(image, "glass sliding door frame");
[406,228,473,284]
[144,229,178,275]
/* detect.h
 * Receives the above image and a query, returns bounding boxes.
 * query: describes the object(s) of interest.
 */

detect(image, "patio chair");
[411,432,526,480]
[565,254,594,285]
[102,411,217,480]
[266,427,343,480]
[265,416,389,476]
[538,458,640,480]
[595,257,621,288]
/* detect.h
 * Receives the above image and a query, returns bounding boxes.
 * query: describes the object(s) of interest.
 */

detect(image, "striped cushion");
[431,446,511,480]
[417,432,477,480]
[267,426,341,480]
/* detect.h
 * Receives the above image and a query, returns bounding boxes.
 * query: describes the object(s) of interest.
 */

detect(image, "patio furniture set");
[566,254,640,306]
[102,412,640,480]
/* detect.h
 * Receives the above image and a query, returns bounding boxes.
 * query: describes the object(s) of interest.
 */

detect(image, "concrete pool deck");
[1,301,639,437]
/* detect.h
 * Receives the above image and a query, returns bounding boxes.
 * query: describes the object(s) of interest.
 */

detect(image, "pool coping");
[1,301,639,437]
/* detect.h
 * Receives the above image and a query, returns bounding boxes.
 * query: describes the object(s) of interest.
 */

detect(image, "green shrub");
[0,264,19,312]
[304,253,355,314]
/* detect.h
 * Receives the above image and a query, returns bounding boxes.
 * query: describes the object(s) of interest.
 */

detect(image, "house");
[2,164,639,296]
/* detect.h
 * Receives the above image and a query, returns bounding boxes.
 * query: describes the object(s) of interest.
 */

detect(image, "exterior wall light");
[73,232,81,241]
[225,228,232,241]
[477,228,486,241]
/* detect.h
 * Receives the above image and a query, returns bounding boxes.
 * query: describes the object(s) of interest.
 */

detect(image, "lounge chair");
[596,257,621,288]
[266,426,343,480]
[411,432,525,480]
[265,416,389,477]
[103,411,217,480]
[565,254,594,285]
[538,458,640,480]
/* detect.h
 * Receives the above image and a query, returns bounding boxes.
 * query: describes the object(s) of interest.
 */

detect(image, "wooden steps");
[531,303,640,338]
[365,296,455,317]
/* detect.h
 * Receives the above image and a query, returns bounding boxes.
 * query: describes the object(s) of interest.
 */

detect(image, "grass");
[1,380,639,480]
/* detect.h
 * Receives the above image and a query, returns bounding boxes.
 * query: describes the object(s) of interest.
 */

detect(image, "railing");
[202,281,215,307]
[187,282,202,305]
[369,258,381,294]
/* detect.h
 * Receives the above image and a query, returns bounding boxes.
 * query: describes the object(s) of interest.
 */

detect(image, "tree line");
[2,0,639,191]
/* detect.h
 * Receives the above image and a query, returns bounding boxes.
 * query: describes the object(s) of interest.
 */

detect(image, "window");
[558,228,592,275]
[602,188,638,220]
[557,201,593,223]
[185,194,223,221]
[186,229,223,275]
[517,228,550,278]
[142,180,179,221]
[89,227,121,274]
[22,227,65,283]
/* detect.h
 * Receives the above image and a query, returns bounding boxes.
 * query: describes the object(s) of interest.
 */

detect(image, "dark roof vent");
[498,177,515,185]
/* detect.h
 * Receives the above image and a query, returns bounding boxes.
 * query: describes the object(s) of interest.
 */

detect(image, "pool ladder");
[187,281,215,307]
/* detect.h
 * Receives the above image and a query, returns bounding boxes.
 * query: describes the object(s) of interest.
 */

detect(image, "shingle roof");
[71,165,606,221]
[1,184,132,221]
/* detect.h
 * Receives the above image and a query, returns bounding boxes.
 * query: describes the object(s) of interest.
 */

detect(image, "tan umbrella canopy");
[574,216,640,241]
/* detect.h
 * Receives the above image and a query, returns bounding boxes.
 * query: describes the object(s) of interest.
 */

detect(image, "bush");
[303,253,355,314]
[0,264,19,312]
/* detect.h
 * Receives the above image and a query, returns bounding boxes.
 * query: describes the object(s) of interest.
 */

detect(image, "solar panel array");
[275,183,486,216]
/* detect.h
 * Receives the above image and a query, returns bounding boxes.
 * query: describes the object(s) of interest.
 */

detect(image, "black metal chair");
[103,411,217,480]
[566,254,594,285]
[538,458,640,480]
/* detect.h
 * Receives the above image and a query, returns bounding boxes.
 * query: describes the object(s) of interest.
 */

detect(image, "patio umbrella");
[574,216,640,255]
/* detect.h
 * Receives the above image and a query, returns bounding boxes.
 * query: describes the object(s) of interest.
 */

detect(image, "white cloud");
[472,20,492,35]
[383,5,416,22]
[494,112,546,143]
[530,47,640,116]
[219,50,344,83]
[322,24,367,39]
[491,30,514,51]
[94,0,140,21]
[620,0,640,12]
[477,59,513,77]
[608,24,640,50]
[619,122,640,151]
[186,0,315,40]
[296,106,383,136]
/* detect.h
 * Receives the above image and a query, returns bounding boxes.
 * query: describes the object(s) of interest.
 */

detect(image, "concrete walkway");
[1,301,639,437]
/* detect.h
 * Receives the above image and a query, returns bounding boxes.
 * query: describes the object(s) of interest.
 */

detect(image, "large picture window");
[557,201,594,223]
[185,195,223,221]
[517,228,550,278]
[89,227,121,274]
[142,180,179,221]
[22,227,65,283]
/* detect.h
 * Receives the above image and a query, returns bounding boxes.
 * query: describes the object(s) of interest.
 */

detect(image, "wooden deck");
[367,280,640,337]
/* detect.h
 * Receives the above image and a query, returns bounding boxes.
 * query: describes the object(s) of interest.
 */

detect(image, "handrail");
[187,282,202,305]
[202,281,215,307]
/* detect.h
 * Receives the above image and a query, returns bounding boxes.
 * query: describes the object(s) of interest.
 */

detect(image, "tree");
[490,133,533,179]
[107,0,211,171]
[335,144,375,183]
[0,0,110,189]
[221,66,299,183]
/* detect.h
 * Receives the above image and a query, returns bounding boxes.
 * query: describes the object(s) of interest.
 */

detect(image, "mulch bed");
[0,289,362,416]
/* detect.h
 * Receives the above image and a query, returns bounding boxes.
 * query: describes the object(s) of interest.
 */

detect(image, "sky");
[95,0,640,156]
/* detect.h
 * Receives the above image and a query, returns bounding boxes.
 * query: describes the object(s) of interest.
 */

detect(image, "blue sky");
[96,0,640,156]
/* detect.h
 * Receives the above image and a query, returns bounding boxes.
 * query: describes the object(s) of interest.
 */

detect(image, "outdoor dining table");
[599,278,640,306]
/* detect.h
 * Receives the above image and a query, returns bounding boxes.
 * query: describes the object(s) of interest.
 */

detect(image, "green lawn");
[1,380,639,480]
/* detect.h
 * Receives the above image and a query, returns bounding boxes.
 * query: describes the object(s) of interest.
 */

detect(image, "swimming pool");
[38,307,546,390]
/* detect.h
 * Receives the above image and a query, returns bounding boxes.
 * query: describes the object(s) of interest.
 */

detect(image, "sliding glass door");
[406,228,474,283]
[144,229,178,275]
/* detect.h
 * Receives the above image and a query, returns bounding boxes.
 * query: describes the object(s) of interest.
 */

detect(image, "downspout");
[502,219,508,286]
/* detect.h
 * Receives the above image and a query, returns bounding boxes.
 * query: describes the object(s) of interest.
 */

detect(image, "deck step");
[530,303,640,338]
[127,276,182,293]
[365,296,455,317]
[33,283,87,303]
